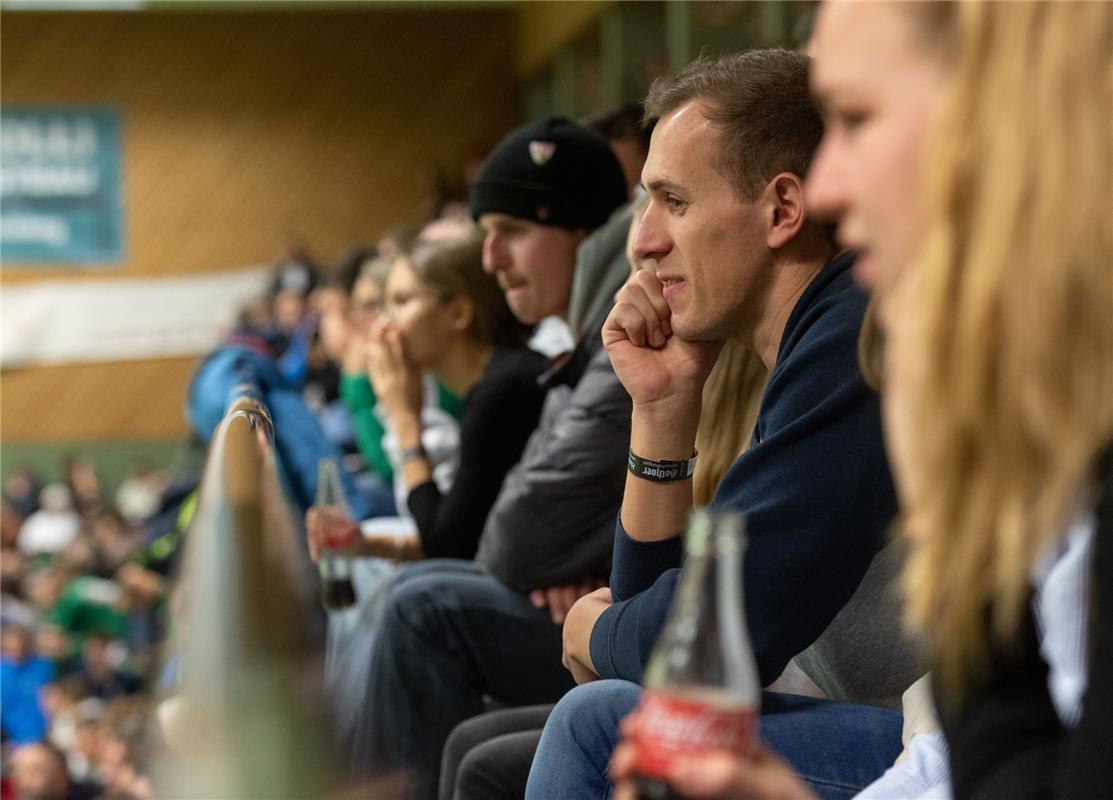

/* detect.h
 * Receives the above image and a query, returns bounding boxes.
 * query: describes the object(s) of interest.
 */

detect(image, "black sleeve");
[940,608,1063,800]
[945,450,1113,800]
[1056,450,1113,799]
[407,353,547,560]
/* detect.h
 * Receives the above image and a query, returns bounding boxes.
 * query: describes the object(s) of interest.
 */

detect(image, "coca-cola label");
[633,691,757,780]
[319,513,356,551]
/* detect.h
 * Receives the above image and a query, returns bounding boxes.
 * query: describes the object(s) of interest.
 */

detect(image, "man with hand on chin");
[532,49,903,797]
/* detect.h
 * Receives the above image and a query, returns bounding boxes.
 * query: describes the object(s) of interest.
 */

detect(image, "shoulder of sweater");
[758,272,873,425]
[776,273,867,371]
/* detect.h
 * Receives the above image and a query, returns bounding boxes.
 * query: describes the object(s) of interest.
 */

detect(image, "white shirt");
[16,508,80,555]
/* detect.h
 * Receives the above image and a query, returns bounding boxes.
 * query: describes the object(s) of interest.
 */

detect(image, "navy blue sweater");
[589,252,898,686]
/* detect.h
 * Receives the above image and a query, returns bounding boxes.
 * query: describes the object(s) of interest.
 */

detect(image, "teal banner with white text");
[1,107,124,265]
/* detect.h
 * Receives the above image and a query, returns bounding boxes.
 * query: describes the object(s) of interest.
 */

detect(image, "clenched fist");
[603,270,722,414]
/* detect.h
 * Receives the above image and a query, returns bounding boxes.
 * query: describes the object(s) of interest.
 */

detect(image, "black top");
[407,345,549,560]
[940,447,1112,800]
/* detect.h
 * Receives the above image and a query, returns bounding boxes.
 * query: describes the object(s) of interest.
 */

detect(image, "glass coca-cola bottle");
[315,457,357,610]
[633,509,759,800]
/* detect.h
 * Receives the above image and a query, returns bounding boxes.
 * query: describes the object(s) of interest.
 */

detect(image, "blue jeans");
[526,680,903,800]
[355,560,577,798]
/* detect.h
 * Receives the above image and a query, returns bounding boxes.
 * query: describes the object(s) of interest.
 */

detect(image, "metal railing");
[152,396,337,798]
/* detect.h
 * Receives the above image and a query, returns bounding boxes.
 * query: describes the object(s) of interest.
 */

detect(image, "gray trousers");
[440,705,553,800]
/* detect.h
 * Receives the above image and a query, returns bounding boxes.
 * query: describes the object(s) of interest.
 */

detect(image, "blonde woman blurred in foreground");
[608,2,1113,798]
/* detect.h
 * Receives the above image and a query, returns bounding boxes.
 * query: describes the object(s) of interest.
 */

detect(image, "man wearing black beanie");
[355,117,637,798]
[471,116,628,326]
[471,116,629,231]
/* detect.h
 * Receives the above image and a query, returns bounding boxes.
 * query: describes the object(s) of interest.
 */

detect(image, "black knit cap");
[470,116,628,230]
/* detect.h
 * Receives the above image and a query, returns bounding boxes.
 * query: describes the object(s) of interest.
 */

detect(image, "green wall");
[1,439,202,505]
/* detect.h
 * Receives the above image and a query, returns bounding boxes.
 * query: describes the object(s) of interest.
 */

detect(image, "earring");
[455,318,468,331]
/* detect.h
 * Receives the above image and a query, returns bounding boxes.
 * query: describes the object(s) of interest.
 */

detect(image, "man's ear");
[765,173,807,250]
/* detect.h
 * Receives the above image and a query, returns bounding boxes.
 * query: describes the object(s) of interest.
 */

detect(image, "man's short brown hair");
[644,49,823,200]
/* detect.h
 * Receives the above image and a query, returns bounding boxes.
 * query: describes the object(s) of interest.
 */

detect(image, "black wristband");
[627,450,698,482]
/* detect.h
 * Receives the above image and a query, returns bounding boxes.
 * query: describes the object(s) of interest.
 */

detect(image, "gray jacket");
[793,538,928,710]
[474,203,633,591]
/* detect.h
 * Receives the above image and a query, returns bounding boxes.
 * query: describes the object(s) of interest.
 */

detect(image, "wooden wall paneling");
[515,1,609,79]
[1,358,197,443]
[0,10,518,442]
[1,11,519,281]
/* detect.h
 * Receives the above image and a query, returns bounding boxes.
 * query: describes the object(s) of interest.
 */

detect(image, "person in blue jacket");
[1,625,54,745]
[527,50,901,798]
[187,322,381,522]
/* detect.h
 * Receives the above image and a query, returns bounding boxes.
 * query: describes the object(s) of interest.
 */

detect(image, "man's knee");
[455,731,541,800]
[386,573,451,632]
[455,741,500,800]
[382,571,480,662]
[548,679,641,746]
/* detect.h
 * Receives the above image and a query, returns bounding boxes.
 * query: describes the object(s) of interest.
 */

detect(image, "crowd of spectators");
[4,3,1110,799]
[0,103,652,798]
[2,461,167,799]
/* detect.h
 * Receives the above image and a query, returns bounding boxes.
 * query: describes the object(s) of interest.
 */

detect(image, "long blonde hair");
[693,339,768,507]
[900,1,1113,699]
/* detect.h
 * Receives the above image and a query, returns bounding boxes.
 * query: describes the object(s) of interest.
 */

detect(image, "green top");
[46,576,130,640]
[339,373,465,485]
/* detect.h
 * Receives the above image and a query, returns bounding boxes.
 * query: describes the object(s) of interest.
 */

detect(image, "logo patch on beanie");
[528,140,556,166]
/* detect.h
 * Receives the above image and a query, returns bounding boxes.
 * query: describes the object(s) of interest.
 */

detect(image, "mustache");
[498,276,527,290]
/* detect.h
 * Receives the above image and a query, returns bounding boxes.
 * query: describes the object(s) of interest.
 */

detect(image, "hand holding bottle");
[314,458,357,610]
[628,510,761,799]
[610,718,816,800]
[305,506,360,563]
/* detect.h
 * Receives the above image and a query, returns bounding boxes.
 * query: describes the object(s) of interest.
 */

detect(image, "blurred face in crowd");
[315,286,350,362]
[808,1,952,510]
[2,500,21,547]
[75,719,100,761]
[478,214,585,324]
[272,289,307,333]
[59,534,98,574]
[807,0,950,322]
[11,744,69,800]
[1,546,25,586]
[39,684,74,721]
[83,635,112,673]
[349,274,384,335]
[91,515,135,568]
[36,625,71,661]
[98,730,138,796]
[6,469,34,502]
[1,626,32,661]
[633,101,773,341]
[382,257,468,369]
[27,568,67,608]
